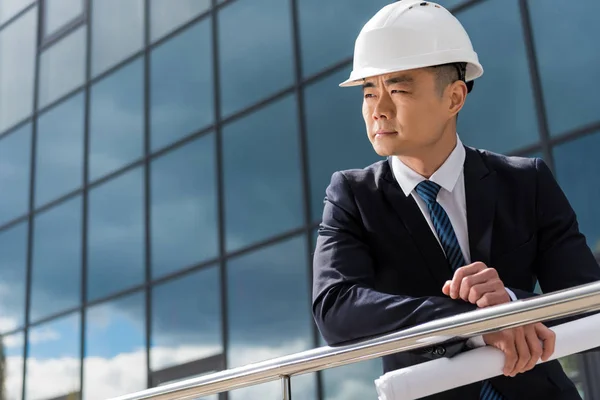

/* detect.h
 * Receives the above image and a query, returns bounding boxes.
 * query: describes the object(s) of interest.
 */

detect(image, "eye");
[364,93,376,99]
[391,89,408,94]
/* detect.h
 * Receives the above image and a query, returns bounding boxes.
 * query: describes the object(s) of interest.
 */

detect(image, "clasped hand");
[442,262,555,377]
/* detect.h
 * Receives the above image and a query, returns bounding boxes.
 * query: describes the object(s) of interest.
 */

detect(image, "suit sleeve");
[512,159,600,322]
[312,171,477,346]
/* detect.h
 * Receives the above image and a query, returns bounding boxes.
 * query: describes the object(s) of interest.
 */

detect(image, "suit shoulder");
[331,159,388,187]
[474,147,538,174]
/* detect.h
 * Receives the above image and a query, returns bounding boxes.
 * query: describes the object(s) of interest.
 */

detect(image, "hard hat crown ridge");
[340,1,484,88]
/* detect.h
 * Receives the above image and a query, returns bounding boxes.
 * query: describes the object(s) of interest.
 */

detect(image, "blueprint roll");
[374,313,600,400]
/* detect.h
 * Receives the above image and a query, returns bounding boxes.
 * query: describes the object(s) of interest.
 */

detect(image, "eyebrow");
[362,76,415,89]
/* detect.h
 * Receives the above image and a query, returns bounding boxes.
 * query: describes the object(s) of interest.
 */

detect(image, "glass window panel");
[30,197,82,322]
[298,0,390,78]
[83,292,146,400]
[322,359,382,400]
[553,131,600,254]
[91,0,144,77]
[151,267,221,372]
[149,0,211,42]
[454,0,539,154]
[0,124,31,226]
[222,95,303,252]
[44,0,83,37]
[88,168,144,301]
[35,92,85,207]
[227,236,315,399]
[1,331,24,400]
[0,0,34,24]
[304,68,382,222]
[0,222,27,334]
[25,313,80,400]
[151,135,218,278]
[89,58,144,181]
[218,0,294,117]
[229,375,316,400]
[150,19,213,152]
[0,7,36,133]
[38,25,86,110]
[529,0,600,135]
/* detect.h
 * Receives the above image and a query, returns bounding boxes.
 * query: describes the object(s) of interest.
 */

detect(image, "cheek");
[362,102,372,129]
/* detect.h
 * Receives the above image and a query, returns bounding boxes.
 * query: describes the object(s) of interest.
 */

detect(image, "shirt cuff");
[466,335,486,348]
[505,287,518,302]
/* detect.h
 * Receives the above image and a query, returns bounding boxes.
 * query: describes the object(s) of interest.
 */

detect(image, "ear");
[447,80,468,118]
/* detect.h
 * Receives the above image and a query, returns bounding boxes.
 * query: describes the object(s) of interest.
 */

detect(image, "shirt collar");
[391,134,466,197]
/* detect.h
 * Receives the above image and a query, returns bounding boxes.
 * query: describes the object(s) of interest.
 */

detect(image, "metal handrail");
[110,281,600,400]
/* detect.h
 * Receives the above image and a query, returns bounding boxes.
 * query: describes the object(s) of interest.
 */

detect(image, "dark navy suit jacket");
[312,146,600,399]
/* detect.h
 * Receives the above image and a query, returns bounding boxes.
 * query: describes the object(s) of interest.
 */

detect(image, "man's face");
[361,68,454,157]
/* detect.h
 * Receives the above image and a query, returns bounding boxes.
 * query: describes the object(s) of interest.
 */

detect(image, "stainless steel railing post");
[282,376,292,400]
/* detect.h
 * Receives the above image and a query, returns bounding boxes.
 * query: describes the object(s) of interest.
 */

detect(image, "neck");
[397,130,458,178]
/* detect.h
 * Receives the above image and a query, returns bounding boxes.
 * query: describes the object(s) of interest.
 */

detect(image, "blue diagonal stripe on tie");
[416,180,505,400]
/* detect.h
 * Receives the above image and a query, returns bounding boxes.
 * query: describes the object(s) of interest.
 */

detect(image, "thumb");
[442,280,451,296]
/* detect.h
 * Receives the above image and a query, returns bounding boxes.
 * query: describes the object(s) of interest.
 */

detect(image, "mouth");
[374,130,398,138]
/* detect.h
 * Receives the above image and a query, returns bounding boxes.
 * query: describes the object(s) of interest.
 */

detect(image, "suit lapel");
[380,159,452,288]
[463,147,497,267]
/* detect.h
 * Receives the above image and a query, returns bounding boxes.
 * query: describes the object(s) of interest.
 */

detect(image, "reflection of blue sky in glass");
[529,0,600,135]
[223,95,303,251]
[2,331,24,400]
[456,0,539,154]
[30,196,82,322]
[84,292,146,400]
[0,124,31,225]
[554,131,600,254]
[89,57,144,181]
[150,19,213,152]
[298,0,390,78]
[87,167,144,301]
[304,67,382,222]
[0,6,36,134]
[35,91,84,207]
[151,134,218,278]
[149,0,211,42]
[218,0,294,117]
[25,313,80,400]
[0,222,28,334]
[91,0,144,77]
[151,266,222,371]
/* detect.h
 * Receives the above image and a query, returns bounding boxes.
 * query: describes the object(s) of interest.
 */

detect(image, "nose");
[372,92,393,120]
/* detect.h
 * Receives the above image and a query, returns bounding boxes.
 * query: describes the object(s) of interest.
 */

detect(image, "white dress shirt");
[391,135,515,348]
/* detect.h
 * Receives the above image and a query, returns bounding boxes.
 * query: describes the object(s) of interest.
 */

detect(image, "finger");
[513,328,531,376]
[442,280,451,296]
[503,335,518,376]
[459,273,489,302]
[535,324,556,361]
[450,262,487,299]
[476,290,509,308]
[467,281,497,304]
[524,326,543,371]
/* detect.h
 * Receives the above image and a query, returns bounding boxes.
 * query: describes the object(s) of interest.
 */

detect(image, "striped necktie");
[416,180,504,400]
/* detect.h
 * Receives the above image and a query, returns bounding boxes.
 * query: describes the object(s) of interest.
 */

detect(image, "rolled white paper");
[374,313,600,400]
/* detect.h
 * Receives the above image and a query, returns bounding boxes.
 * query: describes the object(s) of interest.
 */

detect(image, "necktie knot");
[415,180,441,206]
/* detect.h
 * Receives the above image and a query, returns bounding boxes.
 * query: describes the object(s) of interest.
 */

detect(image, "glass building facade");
[0,0,599,399]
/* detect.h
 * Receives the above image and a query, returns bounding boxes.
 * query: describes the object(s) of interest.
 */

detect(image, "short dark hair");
[430,62,467,96]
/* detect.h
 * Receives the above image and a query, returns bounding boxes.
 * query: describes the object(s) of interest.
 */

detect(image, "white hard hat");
[340,0,484,89]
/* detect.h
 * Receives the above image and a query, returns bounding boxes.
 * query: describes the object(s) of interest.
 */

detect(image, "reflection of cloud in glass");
[2,331,24,400]
[151,266,222,371]
[223,95,303,252]
[0,6,36,133]
[322,359,381,400]
[37,25,86,109]
[44,0,83,37]
[30,196,82,322]
[149,0,211,42]
[25,313,80,400]
[91,0,144,77]
[87,167,144,301]
[0,0,34,24]
[151,134,218,278]
[35,91,84,207]
[89,57,144,181]
[0,222,28,334]
[0,123,31,225]
[150,19,214,152]
[229,372,316,400]
[218,0,294,117]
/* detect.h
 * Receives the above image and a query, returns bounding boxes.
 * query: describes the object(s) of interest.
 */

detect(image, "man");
[311,1,600,399]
